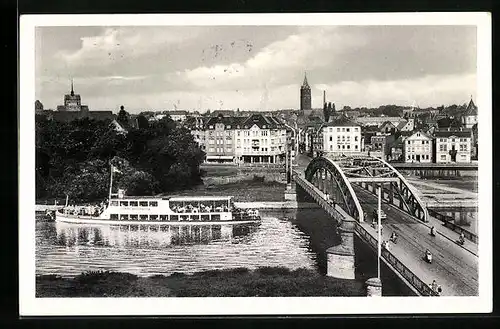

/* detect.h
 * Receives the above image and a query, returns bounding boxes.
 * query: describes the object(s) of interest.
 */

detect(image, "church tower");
[300,72,312,113]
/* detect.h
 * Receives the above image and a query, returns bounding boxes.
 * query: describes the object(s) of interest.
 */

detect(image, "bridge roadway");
[353,185,478,296]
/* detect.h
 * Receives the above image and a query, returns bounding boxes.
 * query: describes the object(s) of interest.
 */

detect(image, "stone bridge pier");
[326,218,356,280]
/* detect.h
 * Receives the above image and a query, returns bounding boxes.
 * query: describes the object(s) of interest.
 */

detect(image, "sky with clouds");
[35,25,477,113]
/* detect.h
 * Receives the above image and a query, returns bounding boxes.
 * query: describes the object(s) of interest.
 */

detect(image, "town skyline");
[36,25,477,113]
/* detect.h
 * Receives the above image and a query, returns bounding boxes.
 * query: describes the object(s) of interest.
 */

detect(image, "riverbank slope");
[36,267,364,297]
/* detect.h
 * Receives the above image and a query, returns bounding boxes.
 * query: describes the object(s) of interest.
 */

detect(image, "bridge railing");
[355,223,439,297]
[427,208,478,244]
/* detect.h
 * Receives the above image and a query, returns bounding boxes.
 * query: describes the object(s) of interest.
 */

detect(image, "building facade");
[434,129,472,163]
[370,133,396,161]
[403,131,433,163]
[203,115,238,163]
[234,114,287,164]
[321,117,362,155]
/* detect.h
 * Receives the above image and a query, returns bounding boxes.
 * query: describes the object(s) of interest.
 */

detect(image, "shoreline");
[36,201,319,213]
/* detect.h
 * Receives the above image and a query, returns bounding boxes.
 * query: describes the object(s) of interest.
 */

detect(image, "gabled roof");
[434,129,472,138]
[396,120,408,130]
[464,98,478,116]
[323,115,360,127]
[407,130,433,140]
[240,113,283,129]
[204,115,245,129]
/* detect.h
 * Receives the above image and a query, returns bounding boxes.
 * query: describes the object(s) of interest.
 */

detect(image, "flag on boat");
[111,165,122,174]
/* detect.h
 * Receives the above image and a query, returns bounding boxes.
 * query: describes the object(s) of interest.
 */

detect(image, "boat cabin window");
[139,201,149,207]
[171,215,178,221]
[149,201,158,207]
[120,201,129,207]
[159,215,167,221]
[139,214,148,221]
[150,215,158,221]
[201,214,210,221]
[191,214,200,221]
[111,201,119,206]
[130,214,138,220]
[120,214,129,220]
[129,201,138,207]
[212,214,220,221]
[110,214,118,220]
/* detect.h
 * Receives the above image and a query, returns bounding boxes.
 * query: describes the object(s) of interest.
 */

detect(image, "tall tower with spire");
[300,72,312,113]
[62,78,82,111]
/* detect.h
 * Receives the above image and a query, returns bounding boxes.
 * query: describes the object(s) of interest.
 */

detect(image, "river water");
[36,209,323,278]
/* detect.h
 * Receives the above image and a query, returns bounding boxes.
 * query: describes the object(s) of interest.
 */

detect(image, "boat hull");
[55,213,260,226]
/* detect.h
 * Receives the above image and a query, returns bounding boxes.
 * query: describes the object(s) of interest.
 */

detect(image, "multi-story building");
[203,115,239,163]
[403,131,433,163]
[434,129,472,163]
[234,114,287,164]
[321,116,362,155]
[199,114,287,164]
[370,133,396,161]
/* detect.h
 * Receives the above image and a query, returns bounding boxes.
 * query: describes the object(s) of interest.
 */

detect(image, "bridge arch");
[305,156,364,222]
[305,155,429,223]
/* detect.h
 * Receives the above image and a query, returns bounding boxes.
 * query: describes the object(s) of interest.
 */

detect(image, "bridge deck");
[354,186,478,296]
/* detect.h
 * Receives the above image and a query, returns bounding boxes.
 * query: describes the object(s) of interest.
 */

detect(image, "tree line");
[35,110,206,202]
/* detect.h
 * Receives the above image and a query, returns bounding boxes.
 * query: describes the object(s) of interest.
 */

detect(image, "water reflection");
[36,214,318,278]
[55,221,257,248]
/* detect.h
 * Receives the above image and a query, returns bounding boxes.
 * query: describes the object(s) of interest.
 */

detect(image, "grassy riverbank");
[169,178,286,202]
[36,267,364,297]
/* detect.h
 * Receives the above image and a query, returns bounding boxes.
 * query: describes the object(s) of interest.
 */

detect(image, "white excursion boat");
[55,195,261,225]
[55,163,260,225]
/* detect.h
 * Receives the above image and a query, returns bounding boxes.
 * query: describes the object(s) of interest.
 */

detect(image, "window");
[149,201,158,207]
[120,201,128,206]
[408,141,411,144]
[209,139,214,145]
[237,131,240,136]
[111,201,118,206]
[139,201,148,207]
[441,155,446,160]
[422,141,425,144]
[329,127,333,132]
[209,148,214,152]
[150,215,158,221]
[355,128,359,132]
[342,145,345,149]
[329,136,333,141]
[130,214,138,220]
[338,145,341,149]
[139,214,148,221]
[129,201,138,207]
[120,214,128,221]
[347,145,350,149]
[342,128,345,132]
[110,214,118,220]
[330,145,333,150]
[209,125,213,129]
[355,145,358,149]
[160,215,167,221]
[337,128,340,132]
[346,128,350,132]
[354,136,358,141]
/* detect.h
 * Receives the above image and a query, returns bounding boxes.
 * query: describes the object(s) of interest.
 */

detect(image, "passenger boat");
[55,195,261,225]
[55,163,261,225]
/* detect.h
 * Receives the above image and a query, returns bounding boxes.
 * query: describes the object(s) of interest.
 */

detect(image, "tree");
[136,115,149,129]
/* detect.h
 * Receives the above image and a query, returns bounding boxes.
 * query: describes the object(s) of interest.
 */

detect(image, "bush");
[256,266,291,276]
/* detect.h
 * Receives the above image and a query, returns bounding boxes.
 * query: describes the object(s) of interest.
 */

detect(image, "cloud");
[313,73,476,109]
[56,27,204,67]
[178,26,367,92]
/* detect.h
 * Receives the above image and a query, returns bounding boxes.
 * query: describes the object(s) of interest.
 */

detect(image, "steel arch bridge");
[304,155,428,223]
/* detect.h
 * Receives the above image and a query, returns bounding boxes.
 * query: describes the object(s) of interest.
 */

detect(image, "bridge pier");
[326,218,356,280]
